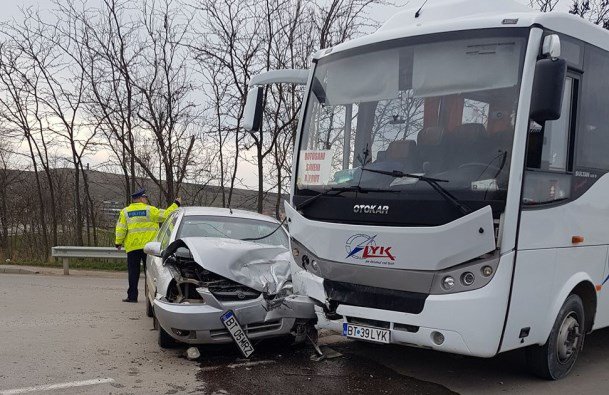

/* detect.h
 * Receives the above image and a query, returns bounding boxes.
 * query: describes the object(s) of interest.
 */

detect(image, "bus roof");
[316,0,609,59]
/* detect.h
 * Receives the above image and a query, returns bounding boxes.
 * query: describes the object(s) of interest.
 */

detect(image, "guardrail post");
[63,258,69,275]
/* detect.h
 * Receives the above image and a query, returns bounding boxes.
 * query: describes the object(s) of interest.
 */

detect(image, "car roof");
[178,206,282,224]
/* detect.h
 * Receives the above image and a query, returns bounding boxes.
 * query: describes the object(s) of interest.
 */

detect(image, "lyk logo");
[345,234,396,261]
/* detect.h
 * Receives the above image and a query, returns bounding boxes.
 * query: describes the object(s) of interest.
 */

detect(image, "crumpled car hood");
[164,237,291,295]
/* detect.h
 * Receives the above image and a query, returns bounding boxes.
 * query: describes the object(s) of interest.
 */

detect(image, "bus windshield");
[295,30,528,226]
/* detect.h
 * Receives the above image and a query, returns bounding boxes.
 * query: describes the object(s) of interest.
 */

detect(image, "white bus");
[245,0,609,379]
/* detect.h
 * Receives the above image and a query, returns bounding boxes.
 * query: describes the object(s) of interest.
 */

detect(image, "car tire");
[526,294,585,380]
[145,275,154,318]
[158,324,175,349]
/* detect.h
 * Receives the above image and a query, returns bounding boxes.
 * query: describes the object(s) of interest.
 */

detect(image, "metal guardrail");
[51,246,127,275]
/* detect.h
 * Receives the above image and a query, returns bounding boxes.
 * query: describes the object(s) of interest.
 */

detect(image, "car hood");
[165,237,292,295]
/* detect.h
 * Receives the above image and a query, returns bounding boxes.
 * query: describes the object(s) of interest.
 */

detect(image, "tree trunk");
[24,136,49,261]
[0,183,10,259]
[80,163,98,246]
[72,157,84,246]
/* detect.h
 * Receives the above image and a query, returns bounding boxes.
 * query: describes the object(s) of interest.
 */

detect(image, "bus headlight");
[431,254,500,295]
[461,272,475,286]
[442,276,455,290]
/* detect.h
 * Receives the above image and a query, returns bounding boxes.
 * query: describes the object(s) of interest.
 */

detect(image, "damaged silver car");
[143,207,316,353]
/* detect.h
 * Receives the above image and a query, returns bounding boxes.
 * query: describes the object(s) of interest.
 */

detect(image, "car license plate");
[343,323,390,344]
[221,310,254,358]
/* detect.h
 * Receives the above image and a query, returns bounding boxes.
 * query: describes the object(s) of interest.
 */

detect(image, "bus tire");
[526,294,585,380]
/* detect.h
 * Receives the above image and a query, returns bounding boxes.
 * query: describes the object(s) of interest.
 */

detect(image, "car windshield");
[176,215,289,249]
[295,29,527,226]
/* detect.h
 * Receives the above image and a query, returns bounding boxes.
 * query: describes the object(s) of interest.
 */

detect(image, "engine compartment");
[164,246,261,303]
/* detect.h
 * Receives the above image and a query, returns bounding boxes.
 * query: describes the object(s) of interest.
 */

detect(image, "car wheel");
[158,324,176,349]
[145,275,154,318]
[526,294,585,380]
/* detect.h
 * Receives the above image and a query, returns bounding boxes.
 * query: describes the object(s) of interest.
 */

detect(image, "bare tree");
[59,0,143,205]
[0,144,23,260]
[570,0,609,28]
[60,0,197,206]
[0,29,57,258]
[134,0,198,205]
[529,0,561,11]
[193,0,262,208]
[21,9,98,246]
[256,0,387,215]
[0,0,395,259]
[200,57,238,207]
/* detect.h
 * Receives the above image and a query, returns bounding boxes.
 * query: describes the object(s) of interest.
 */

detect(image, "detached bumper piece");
[324,279,428,314]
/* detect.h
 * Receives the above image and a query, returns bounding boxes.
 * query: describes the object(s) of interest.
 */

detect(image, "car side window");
[156,214,172,242]
[160,213,179,251]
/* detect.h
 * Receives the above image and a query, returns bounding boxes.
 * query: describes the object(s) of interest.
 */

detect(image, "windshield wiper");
[296,185,397,211]
[361,167,472,215]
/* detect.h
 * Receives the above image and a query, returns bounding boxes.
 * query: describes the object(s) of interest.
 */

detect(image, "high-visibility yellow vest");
[114,202,179,252]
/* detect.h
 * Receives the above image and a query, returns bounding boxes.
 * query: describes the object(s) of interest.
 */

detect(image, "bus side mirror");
[529,58,567,124]
[243,86,264,132]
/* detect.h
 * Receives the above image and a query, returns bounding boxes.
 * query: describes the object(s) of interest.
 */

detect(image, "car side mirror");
[530,57,567,124]
[243,86,264,132]
[144,241,162,257]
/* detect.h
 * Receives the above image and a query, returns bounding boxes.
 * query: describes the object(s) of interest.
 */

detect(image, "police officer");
[115,189,181,302]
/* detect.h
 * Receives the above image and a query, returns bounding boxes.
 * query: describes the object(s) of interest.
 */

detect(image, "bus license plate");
[221,310,254,358]
[343,323,390,344]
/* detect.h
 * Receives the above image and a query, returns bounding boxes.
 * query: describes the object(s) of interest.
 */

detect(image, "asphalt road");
[1,272,609,394]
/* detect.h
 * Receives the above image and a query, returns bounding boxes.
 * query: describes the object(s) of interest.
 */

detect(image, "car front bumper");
[153,291,316,344]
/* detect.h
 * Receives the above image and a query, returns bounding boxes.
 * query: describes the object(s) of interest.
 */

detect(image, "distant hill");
[6,168,284,228]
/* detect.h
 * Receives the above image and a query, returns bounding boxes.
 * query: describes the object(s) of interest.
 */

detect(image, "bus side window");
[575,45,609,171]
[523,76,577,205]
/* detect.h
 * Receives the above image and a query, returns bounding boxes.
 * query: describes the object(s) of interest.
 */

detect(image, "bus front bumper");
[299,252,515,358]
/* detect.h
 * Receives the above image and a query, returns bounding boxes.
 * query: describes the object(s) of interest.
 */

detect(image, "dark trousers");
[127,249,147,301]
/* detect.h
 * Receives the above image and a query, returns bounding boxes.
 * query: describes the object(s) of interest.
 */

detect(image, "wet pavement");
[196,339,456,395]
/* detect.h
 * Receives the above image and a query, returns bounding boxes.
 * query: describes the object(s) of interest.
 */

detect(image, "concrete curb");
[0,267,40,275]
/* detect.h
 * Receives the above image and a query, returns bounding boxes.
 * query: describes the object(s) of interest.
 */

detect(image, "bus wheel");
[526,294,585,380]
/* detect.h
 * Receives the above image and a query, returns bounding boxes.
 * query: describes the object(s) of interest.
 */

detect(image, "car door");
[146,211,180,300]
